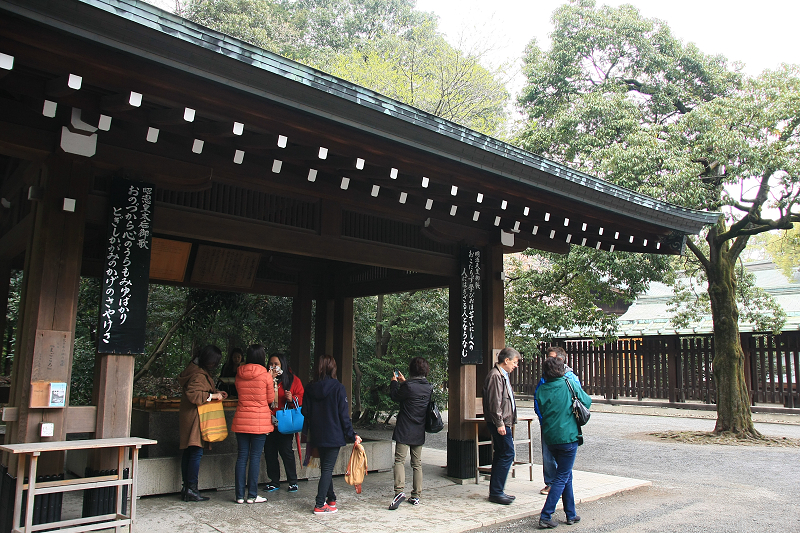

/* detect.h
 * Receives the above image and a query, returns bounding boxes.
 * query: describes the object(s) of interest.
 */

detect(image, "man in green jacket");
[534,357,592,528]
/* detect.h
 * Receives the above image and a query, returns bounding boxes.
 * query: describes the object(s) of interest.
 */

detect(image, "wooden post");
[446,272,477,479]
[291,273,313,385]
[741,333,755,406]
[92,355,136,468]
[314,299,335,359]
[5,156,90,473]
[332,296,354,410]
[667,335,679,403]
[478,244,505,391]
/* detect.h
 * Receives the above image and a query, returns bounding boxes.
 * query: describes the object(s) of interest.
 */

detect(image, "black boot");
[184,484,209,502]
[180,485,187,501]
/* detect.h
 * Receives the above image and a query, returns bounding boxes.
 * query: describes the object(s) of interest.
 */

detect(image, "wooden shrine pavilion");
[0,0,718,514]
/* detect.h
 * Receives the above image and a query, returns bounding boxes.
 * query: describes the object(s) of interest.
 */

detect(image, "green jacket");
[535,377,592,445]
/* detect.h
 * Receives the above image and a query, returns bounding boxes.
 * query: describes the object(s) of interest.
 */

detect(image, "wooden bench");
[465,400,534,484]
[0,437,156,533]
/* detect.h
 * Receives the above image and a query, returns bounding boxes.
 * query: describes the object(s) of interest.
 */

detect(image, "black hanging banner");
[460,246,483,364]
[98,178,154,354]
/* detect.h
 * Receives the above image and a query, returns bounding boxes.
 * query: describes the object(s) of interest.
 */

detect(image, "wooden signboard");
[190,245,260,289]
[460,246,483,364]
[98,177,154,354]
[149,238,192,282]
[31,329,71,383]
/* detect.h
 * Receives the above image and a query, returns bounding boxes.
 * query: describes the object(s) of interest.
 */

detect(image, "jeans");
[393,443,423,497]
[265,430,298,485]
[539,441,579,521]
[315,446,340,508]
[235,432,268,500]
[487,424,515,497]
[181,446,203,487]
[541,427,556,486]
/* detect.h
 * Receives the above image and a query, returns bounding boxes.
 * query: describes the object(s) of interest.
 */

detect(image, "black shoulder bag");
[425,396,444,433]
[565,377,590,445]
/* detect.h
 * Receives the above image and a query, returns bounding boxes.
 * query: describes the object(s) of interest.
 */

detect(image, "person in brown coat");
[178,345,227,502]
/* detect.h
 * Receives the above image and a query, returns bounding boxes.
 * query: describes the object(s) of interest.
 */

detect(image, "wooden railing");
[509,331,800,408]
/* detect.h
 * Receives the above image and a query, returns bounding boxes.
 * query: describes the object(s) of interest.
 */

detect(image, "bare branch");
[685,238,710,271]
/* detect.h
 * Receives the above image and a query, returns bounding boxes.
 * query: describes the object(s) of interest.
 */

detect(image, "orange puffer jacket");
[231,364,274,435]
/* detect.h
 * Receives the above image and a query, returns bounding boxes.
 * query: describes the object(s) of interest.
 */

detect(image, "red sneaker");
[313,503,337,514]
[326,500,337,509]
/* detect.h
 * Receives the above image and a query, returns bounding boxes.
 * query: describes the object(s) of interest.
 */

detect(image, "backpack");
[344,442,368,493]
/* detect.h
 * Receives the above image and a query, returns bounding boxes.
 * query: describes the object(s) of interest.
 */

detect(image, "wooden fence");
[509,331,800,408]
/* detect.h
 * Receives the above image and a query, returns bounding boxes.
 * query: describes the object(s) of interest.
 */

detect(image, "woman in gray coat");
[388,357,433,509]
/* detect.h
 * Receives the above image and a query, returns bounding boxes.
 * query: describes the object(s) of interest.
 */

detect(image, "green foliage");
[516,0,740,205]
[69,336,96,406]
[353,290,447,422]
[504,248,670,356]
[181,0,435,64]
[180,0,508,135]
[760,226,800,280]
[182,0,304,59]
[327,21,508,136]
[516,0,800,432]
[1,270,22,375]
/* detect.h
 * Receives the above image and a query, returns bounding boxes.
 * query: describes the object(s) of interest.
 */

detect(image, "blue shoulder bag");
[276,397,304,434]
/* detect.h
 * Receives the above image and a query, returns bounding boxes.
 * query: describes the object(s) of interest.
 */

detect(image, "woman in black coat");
[388,357,433,509]
[301,354,361,514]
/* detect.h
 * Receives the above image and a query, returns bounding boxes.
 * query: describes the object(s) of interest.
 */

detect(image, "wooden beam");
[93,143,212,192]
[344,273,449,298]
[64,406,97,433]
[85,197,458,275]
[0,120,55,161]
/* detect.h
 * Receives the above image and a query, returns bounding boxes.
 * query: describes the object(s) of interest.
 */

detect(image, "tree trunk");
[706,234,759,438]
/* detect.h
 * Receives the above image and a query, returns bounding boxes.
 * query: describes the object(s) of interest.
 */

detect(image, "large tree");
[516,0,800,436]
[327,21,508,136]
[177,0,508,134]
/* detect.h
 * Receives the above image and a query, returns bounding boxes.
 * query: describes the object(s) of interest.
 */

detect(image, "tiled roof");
[5,0,720,235]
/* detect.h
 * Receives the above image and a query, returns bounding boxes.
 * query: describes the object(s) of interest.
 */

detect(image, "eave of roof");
[1,0,721,235]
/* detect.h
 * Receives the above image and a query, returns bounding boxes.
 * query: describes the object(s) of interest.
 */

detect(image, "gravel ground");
[469,409,800,533]
[358,408,800,532]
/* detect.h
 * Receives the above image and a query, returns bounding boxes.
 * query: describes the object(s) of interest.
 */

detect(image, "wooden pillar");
[291,274,313,385]
[667,335,679,403]
[91,355,135,468]
[314,298,334,358]
[332,296,354,410]
[478,244,506,390]
[446,272,477,478]
[5,156,90,473]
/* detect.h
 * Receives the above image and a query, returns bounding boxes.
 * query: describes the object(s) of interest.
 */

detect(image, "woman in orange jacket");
[231,344,274,504]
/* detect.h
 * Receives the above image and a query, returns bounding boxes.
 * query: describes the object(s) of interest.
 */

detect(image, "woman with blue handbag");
[263,353,304,493]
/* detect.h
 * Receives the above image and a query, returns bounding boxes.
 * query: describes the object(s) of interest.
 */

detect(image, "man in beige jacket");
[482,347,521,505]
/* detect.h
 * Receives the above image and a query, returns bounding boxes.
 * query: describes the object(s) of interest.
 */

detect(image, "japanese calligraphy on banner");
[460,246,483,364]
[98,177,154,354]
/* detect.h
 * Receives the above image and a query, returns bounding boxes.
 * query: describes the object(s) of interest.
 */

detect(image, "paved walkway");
[131,447,649,533]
